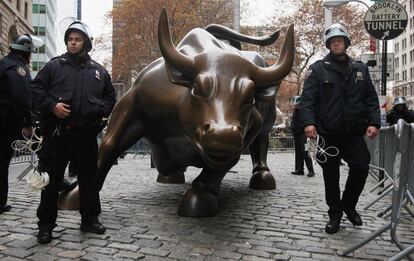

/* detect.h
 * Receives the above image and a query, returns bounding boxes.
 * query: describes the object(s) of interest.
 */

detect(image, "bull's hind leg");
[177,167,229,217]
[248,102,276,190]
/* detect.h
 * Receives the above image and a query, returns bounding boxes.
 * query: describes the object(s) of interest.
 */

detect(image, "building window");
[39,4,46,14]
[24,2,28,19]
[33,26,46,36]
[32,4,46,14]
[32,61,46,71]
[17,0,21,11]
[37,45,45,53]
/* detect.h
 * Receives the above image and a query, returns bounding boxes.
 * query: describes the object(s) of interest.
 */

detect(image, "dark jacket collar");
[7,52,28,65]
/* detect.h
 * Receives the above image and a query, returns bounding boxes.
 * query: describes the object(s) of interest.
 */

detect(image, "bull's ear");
[254,88,276,103]
[165,63,194,88]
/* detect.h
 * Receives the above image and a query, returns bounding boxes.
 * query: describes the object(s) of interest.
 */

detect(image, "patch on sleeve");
[304,69,312,80]
[16,66,27,77]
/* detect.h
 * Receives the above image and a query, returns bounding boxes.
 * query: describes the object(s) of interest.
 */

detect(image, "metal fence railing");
[343,120,414,261]
[268,135,295,152]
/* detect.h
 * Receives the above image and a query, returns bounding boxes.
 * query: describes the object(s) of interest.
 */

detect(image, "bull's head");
[158,8,294,169]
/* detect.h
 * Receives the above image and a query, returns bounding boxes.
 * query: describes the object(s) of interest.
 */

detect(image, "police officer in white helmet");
[300,23,380,234]
[31,20,115,244]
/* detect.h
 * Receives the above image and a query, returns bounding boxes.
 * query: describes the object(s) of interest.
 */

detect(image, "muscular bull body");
[59,9,294,217]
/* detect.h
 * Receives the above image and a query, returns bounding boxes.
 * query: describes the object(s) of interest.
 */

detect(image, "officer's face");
[329,36,346,56]
[67,32,85,54]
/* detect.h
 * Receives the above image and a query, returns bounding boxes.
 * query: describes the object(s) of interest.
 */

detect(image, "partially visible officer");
[31,20,116,244]
[300,23,380,234]
[386,96,414,125]
[0,34,43,214]
[290,96,315,177]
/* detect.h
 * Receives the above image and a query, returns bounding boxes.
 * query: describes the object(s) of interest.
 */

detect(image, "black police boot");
[325,217,341,234]
[0,204,11,214]
[291,170,304,175]
[307,171,315,177]
[37,229,52,244]
[59,178,78,192]
[343,209,363,226]
[80,221,106,234]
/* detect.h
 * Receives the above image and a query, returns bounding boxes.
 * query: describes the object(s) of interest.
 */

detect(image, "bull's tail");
[205,24,280,50]
[97,91,144,190]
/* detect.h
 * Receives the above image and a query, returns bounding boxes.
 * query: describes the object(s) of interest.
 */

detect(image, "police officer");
[31,20,115,244]
[290,96,314,177]
[386,96,414,125]
[0,34,43,214]
[300,23,380,234]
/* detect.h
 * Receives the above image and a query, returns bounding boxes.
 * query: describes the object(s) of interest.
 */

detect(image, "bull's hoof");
[177,182,218,217]
[249,171,276,190]
[156,172,185,184]
[57,185,80,210]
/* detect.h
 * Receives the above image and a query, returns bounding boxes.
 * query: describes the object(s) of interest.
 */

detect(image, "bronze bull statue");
[59,9,294,217]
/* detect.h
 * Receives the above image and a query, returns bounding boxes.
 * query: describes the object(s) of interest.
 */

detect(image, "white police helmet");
[323,23,351,49]
[10,34,43,53]
[393,96,407,106]
[64,20,93,52]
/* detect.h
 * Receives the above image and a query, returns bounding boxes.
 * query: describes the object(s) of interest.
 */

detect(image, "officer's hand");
[22,127,33,138]
[366,126,379,139]
[53,103,71,119]
[304,125,317,139]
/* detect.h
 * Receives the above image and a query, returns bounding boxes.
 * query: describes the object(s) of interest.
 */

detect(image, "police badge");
[16,66,26,77]
[95,70,101,80]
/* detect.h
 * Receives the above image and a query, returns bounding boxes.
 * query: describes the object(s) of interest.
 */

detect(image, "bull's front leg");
[248,132,275,190]
[248,102,276,190]
[177,166,229,217]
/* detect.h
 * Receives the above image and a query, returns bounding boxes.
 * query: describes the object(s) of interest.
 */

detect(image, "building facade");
[0,0,33,58]
[31,0,58,77]
[393,0,414,108]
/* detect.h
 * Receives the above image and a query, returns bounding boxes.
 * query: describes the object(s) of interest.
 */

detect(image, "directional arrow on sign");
[381,31,389,40]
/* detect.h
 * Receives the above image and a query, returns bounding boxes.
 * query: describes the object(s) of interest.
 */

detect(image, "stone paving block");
[139,247,170,257]
[114,250,145,259]
[214,249,242,260]
[0,247,32,258]
[107,242,140,252]
[27,252,56,260]
[56,249,85,259]
[236,247,271,258]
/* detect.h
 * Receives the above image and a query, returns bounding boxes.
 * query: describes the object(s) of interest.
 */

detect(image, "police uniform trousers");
[317,133,370,219]
[0,120,20,208]
[37,126,101,230]
[293,133,313,173]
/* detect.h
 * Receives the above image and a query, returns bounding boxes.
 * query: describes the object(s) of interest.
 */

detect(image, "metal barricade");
[343,119,414,260]
[125,138,151,158]
[268,135,295,152]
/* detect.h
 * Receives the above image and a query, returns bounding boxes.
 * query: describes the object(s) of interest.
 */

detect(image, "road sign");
[360,53,394,81]
[364,1,408,40]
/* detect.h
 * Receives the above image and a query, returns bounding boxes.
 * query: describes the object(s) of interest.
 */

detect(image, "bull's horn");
[252,24,295,87]
[158,8,196,77]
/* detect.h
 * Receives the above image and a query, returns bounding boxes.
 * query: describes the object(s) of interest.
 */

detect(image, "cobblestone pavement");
[2,152,413,260]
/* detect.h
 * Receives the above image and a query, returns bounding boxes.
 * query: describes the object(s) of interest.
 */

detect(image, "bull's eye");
[245,96,255,105]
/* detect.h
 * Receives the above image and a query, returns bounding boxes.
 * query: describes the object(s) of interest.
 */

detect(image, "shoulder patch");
[16,66,26,77]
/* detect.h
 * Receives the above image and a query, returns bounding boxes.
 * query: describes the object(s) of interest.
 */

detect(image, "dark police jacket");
[290,107,304,135]
[0,53,32,128]
[31,53,115,128]
[300,53,380,135]
[386,107,414,125]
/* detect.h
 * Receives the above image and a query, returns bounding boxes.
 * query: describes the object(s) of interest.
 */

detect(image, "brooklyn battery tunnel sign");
[364,1,408,41]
